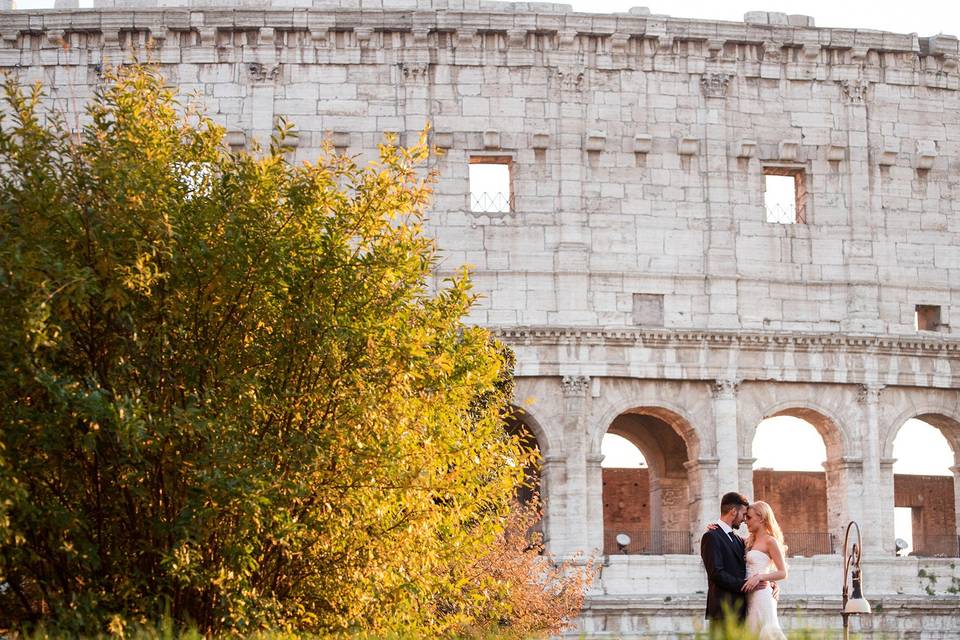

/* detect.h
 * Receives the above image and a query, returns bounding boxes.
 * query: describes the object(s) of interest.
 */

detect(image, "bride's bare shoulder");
[753,533,773,553]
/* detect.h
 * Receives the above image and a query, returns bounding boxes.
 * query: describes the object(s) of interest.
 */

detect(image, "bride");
[741,501,789,640]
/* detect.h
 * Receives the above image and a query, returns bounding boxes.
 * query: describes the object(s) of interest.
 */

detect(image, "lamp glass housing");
[843,597,871,615]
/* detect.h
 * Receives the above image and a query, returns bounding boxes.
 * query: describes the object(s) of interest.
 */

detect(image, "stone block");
[915,139,937,169]
[531,131,550,149]
[632,293,664,326]
[778,139,800,161]
[433,131,454,149]
[585,129,606,152]
[826,143,846,161]
[732,138,757,158]
[632,133,652,154]
[677,136,698,156]
[787,14,816,28]
[877,139,900,165]
[224,130,246,149]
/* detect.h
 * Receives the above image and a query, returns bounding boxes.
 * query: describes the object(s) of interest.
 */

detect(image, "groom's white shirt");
[716,519,734,536]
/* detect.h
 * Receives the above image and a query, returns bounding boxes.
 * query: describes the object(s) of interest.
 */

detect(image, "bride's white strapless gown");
[745,549,786,640]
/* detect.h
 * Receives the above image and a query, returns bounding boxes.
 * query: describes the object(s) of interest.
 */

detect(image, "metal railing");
[605,527,692,555]
[911,535,960,558]
[470,191,513,213]
[765,202,800,224]
[602,528,841,557]
[783,531,835,557]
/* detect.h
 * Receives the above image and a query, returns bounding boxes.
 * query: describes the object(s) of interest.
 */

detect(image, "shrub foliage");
[0,66,580,636]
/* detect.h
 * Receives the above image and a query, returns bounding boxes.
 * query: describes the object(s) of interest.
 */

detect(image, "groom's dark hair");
[720,491,750,514]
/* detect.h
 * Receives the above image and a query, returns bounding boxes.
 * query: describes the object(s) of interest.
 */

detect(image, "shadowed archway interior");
[602,412,692,554]
[506,408,543,510]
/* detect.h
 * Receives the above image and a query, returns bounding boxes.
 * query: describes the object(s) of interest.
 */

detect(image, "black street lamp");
[841,521,872,639]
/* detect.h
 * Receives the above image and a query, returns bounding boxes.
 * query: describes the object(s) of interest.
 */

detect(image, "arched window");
[601,410,694,555]
[752,415,831,557]
[892,418,957,557]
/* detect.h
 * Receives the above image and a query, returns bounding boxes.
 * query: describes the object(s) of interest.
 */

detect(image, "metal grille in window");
[470,191,514,213]
[766,201,799,224]
[763,167,807,224]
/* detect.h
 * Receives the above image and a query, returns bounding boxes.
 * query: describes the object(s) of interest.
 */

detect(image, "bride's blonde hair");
[746,501,786,552]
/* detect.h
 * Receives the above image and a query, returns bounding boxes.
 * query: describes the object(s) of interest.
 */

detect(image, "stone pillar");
[399,33,432,134]
[700,72,739,329]
[880,457,897,556]
[585,453,605,554]
[823,457,865,553]
[712,378,740,495]
[839,79,883,333]
[248,72,277,148]
[552,66,591,325]
[857,384,886,553]
[539,454,567,553]
[558,375,592,556]
[685,457,720,537]
[739,457,757,501]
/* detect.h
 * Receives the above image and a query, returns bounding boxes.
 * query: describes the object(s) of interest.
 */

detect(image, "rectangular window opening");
[915,305,942,331]
[763,166,806,224]
[469,155,513,213]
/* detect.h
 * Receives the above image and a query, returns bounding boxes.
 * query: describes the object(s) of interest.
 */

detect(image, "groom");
[700,491,772,633]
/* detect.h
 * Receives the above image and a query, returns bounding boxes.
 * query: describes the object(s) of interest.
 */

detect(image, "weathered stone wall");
[2,0,960,336]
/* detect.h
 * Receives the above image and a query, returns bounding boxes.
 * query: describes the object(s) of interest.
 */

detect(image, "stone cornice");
[495,327,960,389]
[1,6,957,87]
[0,6,933,55]
[493,326,960,357]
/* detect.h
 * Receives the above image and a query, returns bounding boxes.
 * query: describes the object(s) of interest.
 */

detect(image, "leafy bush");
[463,495,595,639]
[0,65,573,637]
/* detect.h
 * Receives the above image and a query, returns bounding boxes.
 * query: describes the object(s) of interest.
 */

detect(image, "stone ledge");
[495,326,960,355]
[0,6,938,55]
[583,594,960,612]
[574,595,960,639]
[1,7,952,86]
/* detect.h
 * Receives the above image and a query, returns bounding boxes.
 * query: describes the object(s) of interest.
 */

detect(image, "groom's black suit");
[700,527,747,622]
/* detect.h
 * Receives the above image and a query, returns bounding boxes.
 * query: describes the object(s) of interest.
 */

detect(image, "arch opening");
[751,414,833,557]
[505,407,543,510]
[601,409,695,555]
[891,417,958,558]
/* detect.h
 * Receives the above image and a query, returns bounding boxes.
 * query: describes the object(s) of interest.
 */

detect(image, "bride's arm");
[742,539,788,591]
[762,539,788,582]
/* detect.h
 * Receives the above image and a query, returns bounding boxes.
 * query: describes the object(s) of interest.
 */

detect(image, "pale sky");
[10,0,960,37]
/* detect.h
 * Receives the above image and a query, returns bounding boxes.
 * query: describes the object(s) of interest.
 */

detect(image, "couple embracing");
[700,491,788,639]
